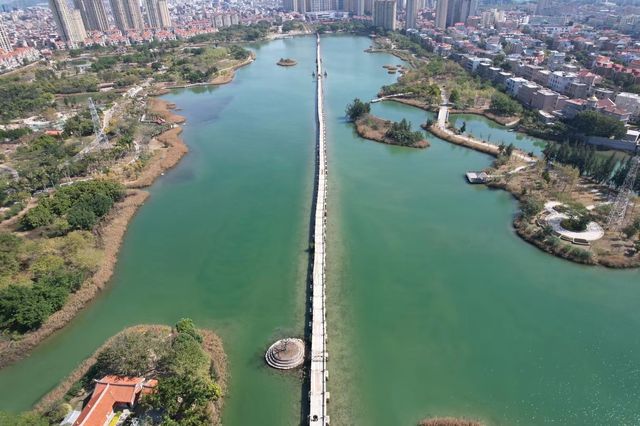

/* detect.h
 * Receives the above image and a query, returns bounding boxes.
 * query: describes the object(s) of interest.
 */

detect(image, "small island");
[277,57,298,67]
[13,319,227,426]
[346,98,430,149]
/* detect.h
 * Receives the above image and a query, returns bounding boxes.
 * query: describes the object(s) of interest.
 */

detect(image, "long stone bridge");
[308,33,329,425]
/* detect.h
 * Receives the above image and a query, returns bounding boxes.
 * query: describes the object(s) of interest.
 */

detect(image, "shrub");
[67,205,97,231]
[345,98,371,121]
[490,92,522,116]
[385,118,423,146]
[520,197,543,219]
[0,284,68,332]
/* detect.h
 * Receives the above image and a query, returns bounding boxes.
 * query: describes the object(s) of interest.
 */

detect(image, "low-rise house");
[615,92,640,117]
[73,376,158,426]
[517,82,541,106]
[532,89,560,112]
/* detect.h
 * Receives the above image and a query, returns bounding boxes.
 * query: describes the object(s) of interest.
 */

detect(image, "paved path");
[434,89,536,163]
[308,33,329,426]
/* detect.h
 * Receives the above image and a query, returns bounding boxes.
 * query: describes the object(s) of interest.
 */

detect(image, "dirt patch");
[0,190,150,368]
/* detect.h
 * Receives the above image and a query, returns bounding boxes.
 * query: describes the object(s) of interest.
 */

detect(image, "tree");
[345,98,371,121]
[490,92,523,116]
[569,110,626,139]
[20,205,55,230]
[0,284,68,332]
[521,197,543,219]
[0,233,23,277]
[95,331,166,377]
[67,205,97,231]
[175,318,202,342]
[449,89,460,105]
[385,119,424,146]
[143,375,220,424]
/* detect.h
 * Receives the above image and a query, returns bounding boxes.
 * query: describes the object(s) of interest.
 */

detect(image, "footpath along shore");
[0,96,191,368]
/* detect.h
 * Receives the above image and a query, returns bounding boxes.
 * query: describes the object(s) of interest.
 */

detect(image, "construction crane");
[607,155,640,231]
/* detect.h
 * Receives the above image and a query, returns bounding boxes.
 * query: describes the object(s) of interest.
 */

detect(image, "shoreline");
[162,52,256,90]
[34,325,228,425]
[0,97,189,368]
[354,114,430,149]
[424,122,636,268]
[386,97,521,128]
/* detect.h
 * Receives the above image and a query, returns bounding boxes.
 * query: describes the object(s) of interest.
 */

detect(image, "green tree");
[95,331,166,377]
[569,110,626,139]
[67,205,97,231]
[449,89,460,105]
[345,98,371,121]
[0,284,68,332]
[143,375,220,424]
[175,318,203,342]
[490,92,523,116]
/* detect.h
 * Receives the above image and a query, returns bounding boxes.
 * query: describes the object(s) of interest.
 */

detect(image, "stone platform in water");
[265,338,305,370]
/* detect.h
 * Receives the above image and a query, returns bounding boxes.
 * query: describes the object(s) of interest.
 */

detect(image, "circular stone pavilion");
[265,338,305,370]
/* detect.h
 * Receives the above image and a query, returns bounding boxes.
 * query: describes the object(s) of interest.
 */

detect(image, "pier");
[309,33,329,425]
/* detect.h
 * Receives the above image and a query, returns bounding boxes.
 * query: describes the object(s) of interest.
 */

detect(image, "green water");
[449,113,547,157]
[0,36,318,425]
[322,36,640,425]
[1,35,639,426]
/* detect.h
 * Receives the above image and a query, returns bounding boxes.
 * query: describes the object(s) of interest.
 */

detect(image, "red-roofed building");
[74,376,157,426]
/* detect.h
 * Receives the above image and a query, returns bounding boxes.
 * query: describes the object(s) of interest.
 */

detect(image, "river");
[1,35,639,426]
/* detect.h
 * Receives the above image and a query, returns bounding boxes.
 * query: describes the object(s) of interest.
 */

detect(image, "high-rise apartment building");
[373,0,396,30]
[435,0,448,29]
[49,0,86,44]
[309,0,332,12]
[536,0,552,15]
[435,0,477,28]
[111,0,144,31]
[346,0,364,15]
[0,17,11,52]
[74,0,109,31]
[145,0,171,28]
[406,0,417,29]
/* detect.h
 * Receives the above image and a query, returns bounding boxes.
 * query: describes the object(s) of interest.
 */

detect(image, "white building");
[615,92,640,117]
[548,71,577,95]
[0,17,12,52]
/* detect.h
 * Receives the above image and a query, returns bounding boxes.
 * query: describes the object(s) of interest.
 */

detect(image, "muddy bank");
[355,114,429,149]
[127,126,188,189]
[0,190,150,368]
[34,325,228,425]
